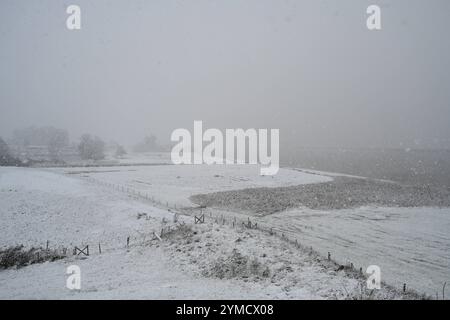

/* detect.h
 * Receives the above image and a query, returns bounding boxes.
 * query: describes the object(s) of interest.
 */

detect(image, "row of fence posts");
[189,210,448,299]
[41,230,155,259]
[87,177,178,210]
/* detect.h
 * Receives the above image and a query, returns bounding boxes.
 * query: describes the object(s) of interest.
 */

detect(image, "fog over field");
[0,0,449,301]
[1,0,450,150]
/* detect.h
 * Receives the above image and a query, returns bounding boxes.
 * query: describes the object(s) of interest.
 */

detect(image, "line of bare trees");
[2,126,167,166]
[12,126,69,161]
[4,126,108,163]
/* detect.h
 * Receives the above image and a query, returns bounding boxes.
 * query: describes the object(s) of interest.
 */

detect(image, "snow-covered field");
[0,159,446,299]
[260,206,450,297]
[52,160,450,298]
[54,164,331,208]
[1,166,399,299]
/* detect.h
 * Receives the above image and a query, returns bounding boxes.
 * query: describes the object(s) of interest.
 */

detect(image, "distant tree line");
[133,134,164,152]
[4,126,167,165]
[12,126,69,161]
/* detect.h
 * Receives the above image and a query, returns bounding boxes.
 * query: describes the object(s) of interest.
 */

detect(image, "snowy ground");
[49,158,450,298]
[0,166,408,299]
[260,206,450,297]
[0,162,442,299]
[54,164,331,208]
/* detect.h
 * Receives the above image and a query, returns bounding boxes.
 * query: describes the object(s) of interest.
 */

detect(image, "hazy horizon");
[1,0,450,150]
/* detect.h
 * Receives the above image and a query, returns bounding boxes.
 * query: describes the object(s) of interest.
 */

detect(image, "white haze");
[0,0,449,149]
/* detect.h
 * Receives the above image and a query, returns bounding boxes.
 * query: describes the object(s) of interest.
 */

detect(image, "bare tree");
[0,137,20,166]
[78,134,105,160]
[133,134,163,152]
[48,129,69,161]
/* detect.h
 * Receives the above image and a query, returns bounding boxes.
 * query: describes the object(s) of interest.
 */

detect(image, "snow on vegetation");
[191,176,450,215]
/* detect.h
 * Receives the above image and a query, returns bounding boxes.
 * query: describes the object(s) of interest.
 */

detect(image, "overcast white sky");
[1,0,449,149]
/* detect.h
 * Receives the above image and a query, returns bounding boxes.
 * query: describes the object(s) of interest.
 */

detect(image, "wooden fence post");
[443,282,447,300]
[195,214,205,224]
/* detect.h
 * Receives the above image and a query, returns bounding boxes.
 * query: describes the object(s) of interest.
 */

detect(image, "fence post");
[327,252,331,261]
[98,243,102,254]
[127,236,130,247]
[443,282,447,300]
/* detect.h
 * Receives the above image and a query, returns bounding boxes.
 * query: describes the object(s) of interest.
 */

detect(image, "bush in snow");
[206,248,270,279]
[0,245,65,269]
